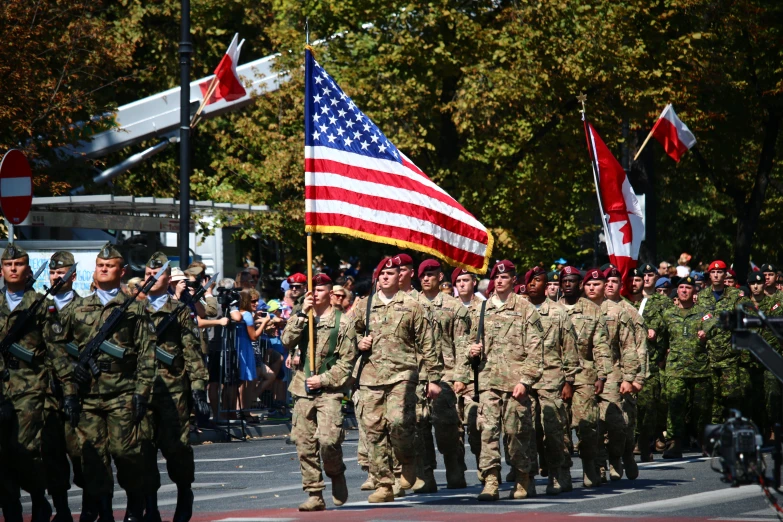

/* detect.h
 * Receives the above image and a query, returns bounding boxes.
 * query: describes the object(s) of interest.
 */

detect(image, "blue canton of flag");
[304,48,401,163]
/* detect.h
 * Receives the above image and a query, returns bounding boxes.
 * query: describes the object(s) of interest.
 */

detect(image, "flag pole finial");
[305,17,310,46]
[577,92,587,120]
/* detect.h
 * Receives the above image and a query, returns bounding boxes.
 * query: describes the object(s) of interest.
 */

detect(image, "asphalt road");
[21,430,783,521]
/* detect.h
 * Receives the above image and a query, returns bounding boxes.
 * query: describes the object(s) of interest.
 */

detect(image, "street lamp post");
[179,0,192,266]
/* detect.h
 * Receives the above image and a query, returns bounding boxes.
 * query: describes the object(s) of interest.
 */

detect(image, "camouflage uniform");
[463,292,544,479]
[617,298,648,448]
[698,286,750,423]
[282,306,357,495]
[751,293,783,435]
[350,290,442,487]
[659,305,715,444]
[453,294,485,468]
[556,298,612,467]
[414,290,469,488]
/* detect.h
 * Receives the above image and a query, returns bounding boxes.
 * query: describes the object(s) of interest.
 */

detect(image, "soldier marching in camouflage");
[556,265,612,488]
[281,273,358,511]
[349,255,443,503]
[523,266,579,495]
[461,260,544,501]
[139,253,211,522]
[0,245,74,522]
[412,259,469,492]
[63,243,158,522]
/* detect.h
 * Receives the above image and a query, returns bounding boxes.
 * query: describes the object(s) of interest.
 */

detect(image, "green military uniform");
[60,243,157,518]
[697,284,750,423]
[281,290,357,509]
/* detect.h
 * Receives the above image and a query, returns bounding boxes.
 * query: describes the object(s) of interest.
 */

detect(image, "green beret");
[631,268,644,278]
[748,272,764,285]
[547,271,560,283]
[600,263,616,272]
[1,244,28,261]
[640,263,656,274]
[761,263,777,273]
[97,242,123,261]
[49,251,75,269]
[679,275,696,287]
[146,251,168,269]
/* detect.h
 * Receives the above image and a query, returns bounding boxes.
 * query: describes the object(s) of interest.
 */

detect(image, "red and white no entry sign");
[0,150,33,225]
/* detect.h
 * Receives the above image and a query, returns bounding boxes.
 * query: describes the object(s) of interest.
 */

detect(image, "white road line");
[710,518,780,521]
[195,471,273,475]
[571,514,637,518]
[215,518,296,521]
[606,485,763,512]
[185,451,299,463]
[22,483,226,508]
[640,457,711,469]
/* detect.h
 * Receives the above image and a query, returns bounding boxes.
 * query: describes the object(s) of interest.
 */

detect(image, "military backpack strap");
[319,311,342,374]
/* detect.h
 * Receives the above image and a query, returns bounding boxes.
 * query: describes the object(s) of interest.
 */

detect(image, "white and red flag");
[199,33,247,105]
[584,120,644,286]
[649,104,697,162]
[303,48,493,273]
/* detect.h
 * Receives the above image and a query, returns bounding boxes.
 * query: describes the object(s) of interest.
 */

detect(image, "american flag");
[303,47,493,273]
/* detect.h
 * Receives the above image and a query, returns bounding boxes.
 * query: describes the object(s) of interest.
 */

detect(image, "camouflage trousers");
[636,371,661,450]
[359,380,417,486]
[140,380,195,492]
[41,403,84,493]
[78,392,147,496]
[597,382,632,461]
[566,382,599,463]
[477,388,534,477]
[291,392,346,492]
[711,365,751,424]
[530,388,567,473]
[457,386,481,464]
[0,374,46,499]
[415,381,464,477]
[763,370,781,436]
[354,389,395,473]
[663,375,712,442]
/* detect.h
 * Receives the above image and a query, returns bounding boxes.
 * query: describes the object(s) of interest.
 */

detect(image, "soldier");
[67,243,157,522]
[557,266,612,488]
[524,266,579,494]
[412,260,468,492]
[583,269,639,482]
[0,245,73,522]
[350,256,442,503]
[762,264,782,298]
[659,276,714,458]
[139,253,211,522]
[546,271,561,301]
[451,268,484,478]
[466,260,543,501]
[288,273,307,314]
[604,268,647,479]
[395,253,417,297]
[281,273,358,511]
[698,260,750,424]
[41,251,88,522]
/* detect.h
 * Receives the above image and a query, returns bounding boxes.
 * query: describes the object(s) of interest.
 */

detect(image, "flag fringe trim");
[305,225,494,275]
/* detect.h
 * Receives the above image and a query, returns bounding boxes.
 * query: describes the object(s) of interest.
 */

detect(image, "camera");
[705,410,764,486]
[215,286,240,308]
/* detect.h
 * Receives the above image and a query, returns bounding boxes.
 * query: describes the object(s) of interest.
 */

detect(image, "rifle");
[25,263,47,292]
[352,280,375,392]
[471,300,487,402]
[0,263,78,364]
[77,261,169,377]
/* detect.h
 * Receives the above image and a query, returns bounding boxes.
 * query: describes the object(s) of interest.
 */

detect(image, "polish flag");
[199,33,247,105]
[584,120,644,293]
[650,104,697,162]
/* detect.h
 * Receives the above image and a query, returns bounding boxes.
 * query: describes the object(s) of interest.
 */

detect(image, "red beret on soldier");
[583,267,606,283]
[417,259,441,279]
[524,266,546,286]
[312,273,332,287]
[559,266,582,279]
[451,267,470,286]
[287,272,307,284]
[489,260,515,280]
[708,260,727,271]
[604,267,621,279]
[373,257,394,281]
[393,253,414,267]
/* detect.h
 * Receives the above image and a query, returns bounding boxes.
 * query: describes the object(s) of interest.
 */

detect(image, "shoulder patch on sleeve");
[533,319,544,332]
[702,313,712,321]
[773,303,780,312]
[51,322,63,334]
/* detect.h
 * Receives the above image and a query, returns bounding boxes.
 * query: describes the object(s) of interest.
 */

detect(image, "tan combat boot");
[477,470,500,501]
[368,485,394,503]
[392,477,406,498]
[331,473,348,506]
[360,469,375,491]
[546,473,561,496]
[298,492,326,511]
[510,470,531,499]
[559,467,573,492]
[609,458,623,481]
[581,459,600,488]
[623,452,639,480]
[412,469,438,494]
[444,453,467,489]
[399,464,416,490]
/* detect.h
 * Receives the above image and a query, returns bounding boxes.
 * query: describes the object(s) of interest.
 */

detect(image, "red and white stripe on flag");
[650,104,697,162]
[585,121,644,284]
[199,33,247,105]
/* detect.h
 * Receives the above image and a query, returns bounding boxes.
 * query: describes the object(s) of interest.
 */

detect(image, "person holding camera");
[207,280,238,421]
[281,274,358,511]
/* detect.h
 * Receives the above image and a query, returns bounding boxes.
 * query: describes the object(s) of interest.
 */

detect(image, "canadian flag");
[584,120,644,292]
[650,104,697,162]
[199,33,247,105]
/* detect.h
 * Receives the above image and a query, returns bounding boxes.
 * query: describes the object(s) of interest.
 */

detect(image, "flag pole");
[632,129,655,161]
[190,77,219,128]
[304,18,316,377]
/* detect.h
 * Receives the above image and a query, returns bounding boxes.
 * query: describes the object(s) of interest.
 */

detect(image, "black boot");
[97,494,115,522]
[1,496,24,522]
[30,490,53,522]
[123,492,145,522]
[172,486,194,522]
[79,493,99,522]
[52,490,74,522]
[143,494,161,522]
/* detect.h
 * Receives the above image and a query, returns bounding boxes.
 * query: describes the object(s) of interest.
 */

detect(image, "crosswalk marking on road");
[605,485,763,512]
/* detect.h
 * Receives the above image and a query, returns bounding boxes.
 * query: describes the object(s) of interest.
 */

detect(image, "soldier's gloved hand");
[131,394,148,425]
[192,389,211,419]
[0,393,13,423]
[72,363,92,387]
[63,395,81,427]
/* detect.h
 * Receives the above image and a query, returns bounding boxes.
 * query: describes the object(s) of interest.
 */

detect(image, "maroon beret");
[490,260,515,280]
[374,257,394,280]
[559,266,582,279]
[451,267,470,286]
[287,273,307,284]
[524,266,546,286]
[393,253,414,266]
[312,273,332,287]
[583,267,606,283]
[604,267,621,280]
[487,279,495,295]
[417,259,441,279]
[514,284,526,295]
